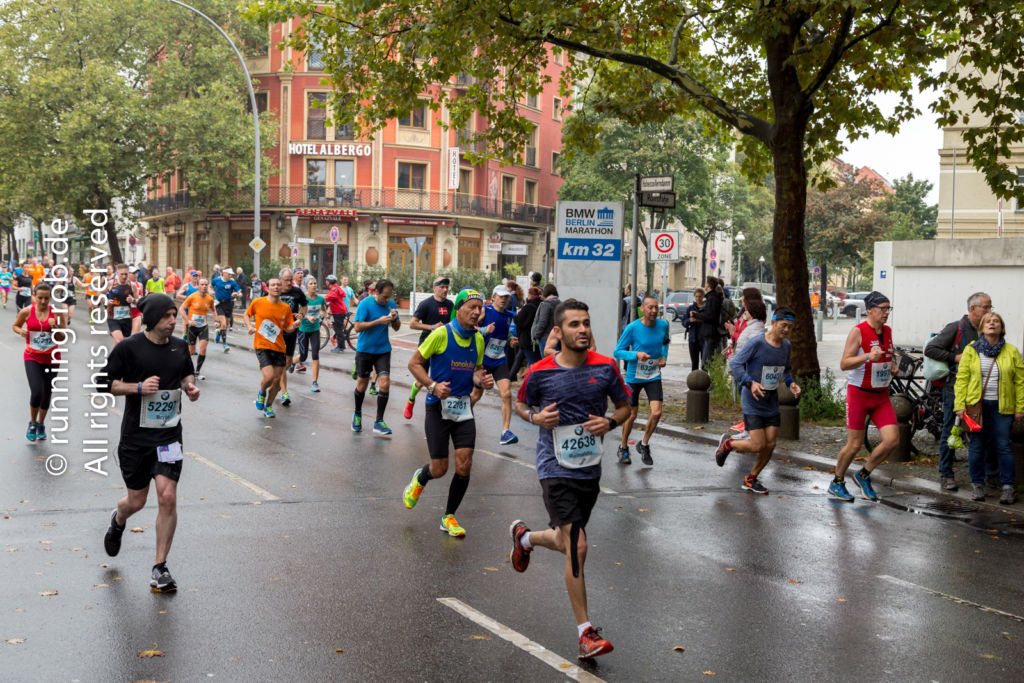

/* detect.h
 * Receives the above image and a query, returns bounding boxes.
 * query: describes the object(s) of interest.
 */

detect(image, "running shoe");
[742,475,768,495]
[403,400,415,420]
[264,407,276,418]
[281,391,291,406]
[730,420,746,433]
[104,509,125,557]
[222,343,229,353]
[714,434,733,467]
[351,366,358,380]
[373,420,392,436]
[403,469,424,509]
[637,442,653,466]
[26,421,37,442]
[351,413,362,432]
[196,373,206,381]
[310,382,320,393]
[440,514,466,537]
[854,469,878,501]
[499,430,519,446]
[150,565,177,593]
[578,626,613,659]
[35,423,46,441]
[255,390,266,411]
[368,383,378,396]
[616,444,631,465]
[331,346,344,353]
[509,520,531,572]
[828,478,855,502]
[296,363,307,373]
[971,483,985,501]
[288,363,295,373]
[1000,485,1016,505]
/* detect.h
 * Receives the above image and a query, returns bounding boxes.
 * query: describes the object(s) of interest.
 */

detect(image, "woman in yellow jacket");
[954,312,1024,504]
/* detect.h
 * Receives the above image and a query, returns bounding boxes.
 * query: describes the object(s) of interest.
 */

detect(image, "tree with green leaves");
[877,174,938,242]
[247,0,1024,375]
[0,0,277,264]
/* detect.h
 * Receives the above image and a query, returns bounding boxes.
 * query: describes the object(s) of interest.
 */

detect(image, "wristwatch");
[427,382,437,395]
[607,417,618,430]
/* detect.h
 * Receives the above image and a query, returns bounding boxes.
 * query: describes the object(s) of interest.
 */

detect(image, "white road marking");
[878,574,1024,623]
[187,452,281,501]
[437,597,606,682]
[477,447,536,470]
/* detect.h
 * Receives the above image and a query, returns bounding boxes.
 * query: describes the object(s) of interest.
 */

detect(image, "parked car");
[841,291,870,317]
[662,290,695,321]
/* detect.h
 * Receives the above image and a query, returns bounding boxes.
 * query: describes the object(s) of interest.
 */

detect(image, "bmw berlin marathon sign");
[555,201,624,356]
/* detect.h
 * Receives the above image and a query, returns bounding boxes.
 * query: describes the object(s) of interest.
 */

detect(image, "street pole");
[290,215,298,269]
[630,173,640,322]
[161,0,262,278]
[661,261,668,317]
[950,147,956,239]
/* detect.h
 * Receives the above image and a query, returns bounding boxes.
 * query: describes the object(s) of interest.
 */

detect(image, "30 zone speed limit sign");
[649,230,680,262]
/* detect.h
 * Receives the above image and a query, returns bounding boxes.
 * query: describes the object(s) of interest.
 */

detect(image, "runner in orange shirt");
[25,257,45,287]
[245,277,299,418]
[179,279,217,380]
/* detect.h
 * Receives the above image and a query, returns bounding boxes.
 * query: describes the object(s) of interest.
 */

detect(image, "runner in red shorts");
[829,291,899,502]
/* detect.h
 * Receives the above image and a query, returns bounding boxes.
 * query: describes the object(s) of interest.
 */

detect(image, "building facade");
[140,18,566,285]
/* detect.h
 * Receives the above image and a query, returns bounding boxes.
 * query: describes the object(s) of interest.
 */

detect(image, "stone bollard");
[891,394,914,462]
[1012,418,1024,485]
[778,383,799,440]
[686,370,711,423]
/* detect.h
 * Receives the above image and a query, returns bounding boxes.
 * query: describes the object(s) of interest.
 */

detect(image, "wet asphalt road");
[1,307,1023,682]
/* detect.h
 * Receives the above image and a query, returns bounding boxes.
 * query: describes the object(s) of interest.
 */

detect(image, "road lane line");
[475,449,618,495]
[187,452,281,501]
[437,597,606,682]
[877,574,1024,623]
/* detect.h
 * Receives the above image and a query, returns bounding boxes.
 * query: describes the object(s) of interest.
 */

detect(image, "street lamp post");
[735,232,745,287]
[758,255,765,286]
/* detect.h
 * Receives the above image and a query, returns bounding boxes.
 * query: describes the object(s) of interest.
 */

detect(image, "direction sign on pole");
[296,237,315,244]
[639,191,676,209]
[648,230,680,263]
[639,175,674,193]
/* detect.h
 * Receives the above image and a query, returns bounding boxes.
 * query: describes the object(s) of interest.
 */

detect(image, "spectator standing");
[690,276,723,367]
[734,299,767,357]
[530,284,560,355]
[510,286,542,378]
[164,267,181,297]
[682,288,706,370]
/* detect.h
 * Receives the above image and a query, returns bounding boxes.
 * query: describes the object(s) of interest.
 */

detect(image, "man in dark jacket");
[690,276,723,366]
[530,284,560,354]
[924,291,991,491]
[681,288,706,370]
[510,286,542,377]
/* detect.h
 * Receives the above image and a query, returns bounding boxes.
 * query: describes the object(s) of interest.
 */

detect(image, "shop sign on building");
[448,148,460,189]
[287,142,371,157]
[501,244,528,256]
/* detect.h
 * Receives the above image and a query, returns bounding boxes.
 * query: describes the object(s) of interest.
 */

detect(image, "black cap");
[864,291,890,309]
[138,293,176,331]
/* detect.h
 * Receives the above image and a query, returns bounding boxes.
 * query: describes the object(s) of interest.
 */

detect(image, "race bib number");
[871,363,892,389]
[553,423,602,469]
[29,331,55,352]
[306,311,322,324]
[760,365,784,390]
[140,389,181,429]
[19,287,31,297]
[484,337,507,360]
[440,395,473,422]
[113,305,131,320]
[191,314,207,327]
[635,357,661,380]
[156,442,184,464]
[258,319,281,343]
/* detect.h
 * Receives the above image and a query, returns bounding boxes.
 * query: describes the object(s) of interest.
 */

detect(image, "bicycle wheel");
[319,321,331,350]
[341,316,354,350]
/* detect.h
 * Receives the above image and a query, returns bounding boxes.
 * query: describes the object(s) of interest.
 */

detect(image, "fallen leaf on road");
[40,540,53,544]
[616,562,623,566]
[836,598,847,603]
[1001,633,1016,640]
[673,645,685,652]
[39,522,55,527]
[466,635,490,640]
[5,638,26,645]
[559,663,572,669]
[93,584,109,589]
[693,426,704,430]
[829,522,840,526]
[901,475,913,479]
[38,591,58,597]
[129,527,145,533]
[137,649,165,659]
[980,654,996,659]
[788,579,801,584]
[335,648,344,653]
[703,671,716,676]
[158,611,167,615]
[483,567,499,571]
[725,568,735,572]
[638,508,649,513]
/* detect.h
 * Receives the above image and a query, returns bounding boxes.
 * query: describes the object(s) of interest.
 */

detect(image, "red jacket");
[325,284,348,315]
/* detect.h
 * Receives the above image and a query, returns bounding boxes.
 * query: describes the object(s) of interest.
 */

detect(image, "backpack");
[718,297,737,334]
[922,320,965,383]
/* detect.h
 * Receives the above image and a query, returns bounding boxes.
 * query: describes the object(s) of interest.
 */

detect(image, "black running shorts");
[355,351,391,379]
[185,325,209,345]
[424,402,476,459]
[486,362,510,383]
[743,412,781,431]
[283,330,298,357]
[107,317,133,337]
[540,477,600,530]
[627,379,664,407]
[215,299,234,318]
[256,349,288,368]
[117,440,183,491]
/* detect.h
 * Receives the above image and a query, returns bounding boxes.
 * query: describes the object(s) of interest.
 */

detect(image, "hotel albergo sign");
[288,142,372,157]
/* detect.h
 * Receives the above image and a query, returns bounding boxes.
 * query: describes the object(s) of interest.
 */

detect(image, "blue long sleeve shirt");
[729,334,795,417]
[613,318,670,384]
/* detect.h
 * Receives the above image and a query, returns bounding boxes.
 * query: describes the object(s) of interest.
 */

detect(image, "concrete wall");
[873,238,1024,349]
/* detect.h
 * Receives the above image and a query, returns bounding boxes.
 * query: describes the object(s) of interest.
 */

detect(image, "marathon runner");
[278,268,308,407]
[211,267,242,352]
[12,283,65,441]
[245,278,299,418]
[107,264,140,344]
[101,294,200,593]
[352,278,400,435]
[178,278,216,380]
[145,265,166,294]
[0,263,12,308]
[612,295,669,466]
[324,274,349,353]
[296,276,327,391]
[404,276,452,419]
[714,306,801,493]
[480,283,519,445]
[13,267,33,310]
[401,288,494,537]
[829,292,899,501]
[175,270,201,302]
[508,300,631,659]
[25,257,44,287]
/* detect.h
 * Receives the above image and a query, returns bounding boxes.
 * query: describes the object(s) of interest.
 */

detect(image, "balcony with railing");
[142,186,554,226]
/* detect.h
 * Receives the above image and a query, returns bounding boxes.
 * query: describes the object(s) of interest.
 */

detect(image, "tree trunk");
[770,120,819,377]
[95,194,124,265]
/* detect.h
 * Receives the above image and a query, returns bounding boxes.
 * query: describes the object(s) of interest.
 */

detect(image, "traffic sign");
[639,191,676,209]
[329,225,340,243]
[292,247,299,257]
[709,248,718,259]
[248,237,266,253]
[812,266,821,275]
[709,259,718,271]
[648,230,680,263]
[639,175,674,193]
[296,237,314,244]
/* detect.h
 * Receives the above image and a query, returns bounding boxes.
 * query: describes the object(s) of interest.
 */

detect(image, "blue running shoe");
[281,391,291,406]
[35,423,46,441]
[26,421,37,442]
[255,390,266,411]
[854,469,878,501]
[828,478,855,502]
[351,413,362,432]
[264,407,276,418]
[373,420,392,436]
[499,430,519,446]
[310,381,320,393]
